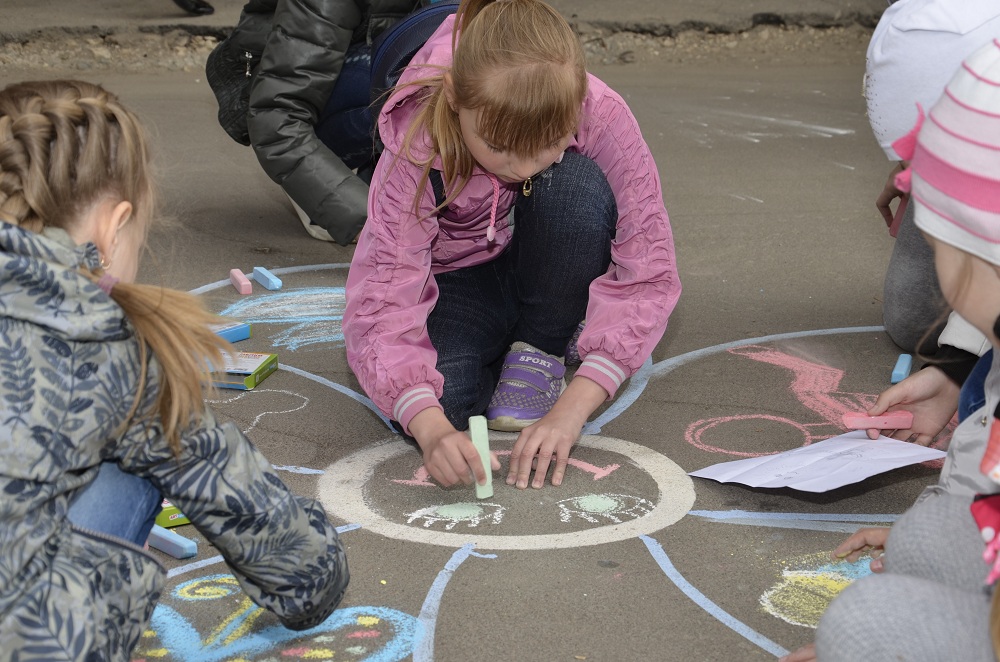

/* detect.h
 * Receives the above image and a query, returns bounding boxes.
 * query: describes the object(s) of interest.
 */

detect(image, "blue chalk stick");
[891,353,912,384]
[211,321,251,343]
[148,524,197,559]
[252,266,282,291]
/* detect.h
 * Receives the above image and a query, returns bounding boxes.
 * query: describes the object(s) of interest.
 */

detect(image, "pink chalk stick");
[841,410,913,430]
[229,269,252,295]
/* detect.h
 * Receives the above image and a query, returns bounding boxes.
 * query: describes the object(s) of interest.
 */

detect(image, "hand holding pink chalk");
[841,410,913,431]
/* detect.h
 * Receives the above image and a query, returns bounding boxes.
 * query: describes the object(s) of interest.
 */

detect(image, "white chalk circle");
[317,434,695,550]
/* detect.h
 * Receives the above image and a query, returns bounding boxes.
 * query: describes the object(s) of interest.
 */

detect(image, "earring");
[99,254,112,270]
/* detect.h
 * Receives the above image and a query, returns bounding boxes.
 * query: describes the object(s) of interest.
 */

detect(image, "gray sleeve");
[247,0,370,244]
[119,408,349,630]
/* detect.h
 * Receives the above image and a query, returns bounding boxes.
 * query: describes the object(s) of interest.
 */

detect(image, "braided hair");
[0,80,232,453]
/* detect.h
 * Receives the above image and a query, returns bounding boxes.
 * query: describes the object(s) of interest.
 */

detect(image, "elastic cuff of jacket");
[575,353,627,399]
[394,385,443,435]
[920,344,980,386]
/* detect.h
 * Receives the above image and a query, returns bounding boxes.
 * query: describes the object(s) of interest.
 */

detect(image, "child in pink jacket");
[344,0,680,491]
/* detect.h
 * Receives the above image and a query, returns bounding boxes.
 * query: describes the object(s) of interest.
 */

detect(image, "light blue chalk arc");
[640,535,788,658]
[188,263,351,296]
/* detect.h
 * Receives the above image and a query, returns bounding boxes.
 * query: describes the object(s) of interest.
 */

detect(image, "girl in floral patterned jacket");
[0,80,349,660]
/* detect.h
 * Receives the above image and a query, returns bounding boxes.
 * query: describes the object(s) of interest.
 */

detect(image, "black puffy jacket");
[231,0,422,244]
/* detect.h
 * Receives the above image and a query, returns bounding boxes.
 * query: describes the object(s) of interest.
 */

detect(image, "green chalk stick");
[468,415,493,499]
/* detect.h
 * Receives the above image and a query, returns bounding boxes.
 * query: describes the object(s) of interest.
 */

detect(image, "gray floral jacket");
[0,223,349,660]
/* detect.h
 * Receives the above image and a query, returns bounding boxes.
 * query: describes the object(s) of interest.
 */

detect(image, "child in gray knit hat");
[802,38,1000,662]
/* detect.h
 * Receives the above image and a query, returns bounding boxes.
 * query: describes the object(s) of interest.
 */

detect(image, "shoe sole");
[486,415,540,432]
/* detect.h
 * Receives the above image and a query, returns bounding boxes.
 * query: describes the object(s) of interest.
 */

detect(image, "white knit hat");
[895,38,1000,266]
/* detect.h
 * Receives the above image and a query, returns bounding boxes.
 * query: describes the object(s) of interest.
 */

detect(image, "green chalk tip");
[469,415,493,499]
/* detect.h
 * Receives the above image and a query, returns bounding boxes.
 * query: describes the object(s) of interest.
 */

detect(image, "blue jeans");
[67,462,162,546]
[958,349,993,423]
[315,42,374,170]
[427,152,617,430]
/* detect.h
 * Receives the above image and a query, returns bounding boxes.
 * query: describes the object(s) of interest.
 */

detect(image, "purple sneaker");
[486,342,566,431]
[564,320,585,366]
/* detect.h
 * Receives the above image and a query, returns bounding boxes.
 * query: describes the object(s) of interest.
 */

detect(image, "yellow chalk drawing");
[759,552,871,628]
[302,649,335,659]
[357,616,380,627]
[207,596,266,646]
[176,574,241,601]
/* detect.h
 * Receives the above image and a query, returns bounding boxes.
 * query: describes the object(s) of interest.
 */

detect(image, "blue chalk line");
[640,534,788,658]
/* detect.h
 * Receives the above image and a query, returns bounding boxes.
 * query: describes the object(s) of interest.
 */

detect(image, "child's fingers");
[531,449,555,489]
[870,556,884,573]
[507,435,536,489]
[489,451,501,471]
[551,453,570,487]
[832,527,889,560]
[428,459,461,487]
[459,440,486,485]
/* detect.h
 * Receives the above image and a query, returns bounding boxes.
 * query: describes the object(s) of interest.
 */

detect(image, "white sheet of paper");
[688,431,946,493]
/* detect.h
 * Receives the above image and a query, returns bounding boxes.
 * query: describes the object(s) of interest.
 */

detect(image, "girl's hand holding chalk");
[863,367,961,445]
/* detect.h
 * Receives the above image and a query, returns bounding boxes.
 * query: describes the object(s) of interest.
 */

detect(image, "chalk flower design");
[405,503,505,530]
[557,493,654,524]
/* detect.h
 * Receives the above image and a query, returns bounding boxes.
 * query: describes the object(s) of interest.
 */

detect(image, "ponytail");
[96,275,233,455]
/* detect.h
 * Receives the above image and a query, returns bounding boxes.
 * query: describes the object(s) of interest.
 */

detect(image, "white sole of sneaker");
[486,416,539,432]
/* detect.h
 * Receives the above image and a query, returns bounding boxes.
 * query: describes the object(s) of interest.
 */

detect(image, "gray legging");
[816,493,996,661]
[882,200,949,354]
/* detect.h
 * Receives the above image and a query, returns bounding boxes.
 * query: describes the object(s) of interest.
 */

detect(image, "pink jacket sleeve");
[344,155,445,433]
[572,75,681,398]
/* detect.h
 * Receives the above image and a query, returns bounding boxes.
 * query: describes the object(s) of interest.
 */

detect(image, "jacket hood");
[0,222,130,342]
[377,14,458,166]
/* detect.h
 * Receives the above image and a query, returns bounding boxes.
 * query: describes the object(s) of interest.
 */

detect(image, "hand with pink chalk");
[860,365,960,445]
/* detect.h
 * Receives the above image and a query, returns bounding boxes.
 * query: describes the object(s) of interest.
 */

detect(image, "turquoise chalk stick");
[468,415,493,499]
[148,524,197,559]
[891,353,912,384]
[252,266,282,291]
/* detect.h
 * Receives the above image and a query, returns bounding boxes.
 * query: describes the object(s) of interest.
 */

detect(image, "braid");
[0,80,226,455]
[0,81,153,237]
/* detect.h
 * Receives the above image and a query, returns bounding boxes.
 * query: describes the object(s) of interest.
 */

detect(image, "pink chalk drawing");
[685,345,881,458]
[391,450,619,486]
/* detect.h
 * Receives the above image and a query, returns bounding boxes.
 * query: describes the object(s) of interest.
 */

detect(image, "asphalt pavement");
[0,2,932,662]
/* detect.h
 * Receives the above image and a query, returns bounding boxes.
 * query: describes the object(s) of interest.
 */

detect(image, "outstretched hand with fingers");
[505,376,607,489]
[864,366,959,445]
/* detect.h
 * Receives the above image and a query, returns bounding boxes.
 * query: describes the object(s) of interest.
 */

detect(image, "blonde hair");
[0,80,230,454]
[399,0,587,210]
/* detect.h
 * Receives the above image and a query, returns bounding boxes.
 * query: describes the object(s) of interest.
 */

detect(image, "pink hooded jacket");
[344,15,681,434]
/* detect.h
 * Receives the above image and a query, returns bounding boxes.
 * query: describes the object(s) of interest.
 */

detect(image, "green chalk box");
[155,498,190,528]
[213,351,278,390]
